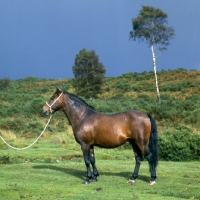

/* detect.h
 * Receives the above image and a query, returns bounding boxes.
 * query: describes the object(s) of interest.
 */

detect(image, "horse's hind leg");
[90,146,99,182]
[146,151,157,185]
[128,142,143,183]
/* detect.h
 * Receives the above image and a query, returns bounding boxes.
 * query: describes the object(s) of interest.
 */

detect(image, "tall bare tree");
[130,5,175,103]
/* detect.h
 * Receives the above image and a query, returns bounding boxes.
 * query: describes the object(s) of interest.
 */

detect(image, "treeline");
[0,69,199,160]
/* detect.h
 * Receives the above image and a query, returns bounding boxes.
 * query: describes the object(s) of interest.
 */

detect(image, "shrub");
[27,122,44,135]
[159,127,200,161]
[122,71,134,78]
[113,81,132,92]
[0,77,10,92]
[104,86,110,92]
[0,119,24,132]
[0,155,10,164]
[30,98,44,115]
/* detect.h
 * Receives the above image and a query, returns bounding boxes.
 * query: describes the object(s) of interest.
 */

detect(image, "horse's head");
[42,88,64,116]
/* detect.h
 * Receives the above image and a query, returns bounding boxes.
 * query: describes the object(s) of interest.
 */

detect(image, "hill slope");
[0,68,199,136]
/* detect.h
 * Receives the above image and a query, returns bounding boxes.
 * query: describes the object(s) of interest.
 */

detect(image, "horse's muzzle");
[42,108,50,116]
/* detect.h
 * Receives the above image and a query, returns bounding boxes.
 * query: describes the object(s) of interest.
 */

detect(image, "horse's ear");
[56,88,63,93]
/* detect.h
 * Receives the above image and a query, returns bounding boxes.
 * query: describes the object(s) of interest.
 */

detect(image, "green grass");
[1,69,199,199]
[0,160,200,199]
[0,134,200,200]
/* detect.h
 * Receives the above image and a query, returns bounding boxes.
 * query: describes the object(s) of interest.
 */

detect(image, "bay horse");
[42,88,158,185]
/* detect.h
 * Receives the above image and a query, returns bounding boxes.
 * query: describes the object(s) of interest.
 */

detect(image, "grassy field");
[0,69,199,199]
[0,132,200,200]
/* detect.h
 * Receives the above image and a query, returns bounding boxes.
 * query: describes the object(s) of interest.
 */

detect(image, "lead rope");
[0,115,52,150]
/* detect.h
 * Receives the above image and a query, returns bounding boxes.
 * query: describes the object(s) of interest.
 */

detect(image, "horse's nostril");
[42,109,48,115]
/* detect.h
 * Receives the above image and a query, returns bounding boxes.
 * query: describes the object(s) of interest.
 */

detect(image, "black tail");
[147,114,158,168]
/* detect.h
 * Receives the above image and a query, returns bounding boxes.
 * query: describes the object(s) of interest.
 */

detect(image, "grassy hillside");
[102,69,199,99]
[0,68,199,134]
[0,68,200,160]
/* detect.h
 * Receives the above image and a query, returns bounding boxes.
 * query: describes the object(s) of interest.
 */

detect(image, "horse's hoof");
[127,179,135,184]
[149,181,156,185]
[82,180,90,184]
[91,178,98,182]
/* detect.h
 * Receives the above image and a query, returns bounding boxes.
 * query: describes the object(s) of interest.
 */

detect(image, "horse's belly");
[94,131,128,148]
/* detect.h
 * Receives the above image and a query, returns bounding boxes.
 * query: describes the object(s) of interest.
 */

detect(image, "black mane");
[65,91,96,111]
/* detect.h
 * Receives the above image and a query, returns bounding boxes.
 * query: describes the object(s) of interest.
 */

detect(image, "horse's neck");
[63,99,87,131]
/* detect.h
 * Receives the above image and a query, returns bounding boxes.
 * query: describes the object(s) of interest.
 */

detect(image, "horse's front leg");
[90,146,99,182]
[81,143,93,184]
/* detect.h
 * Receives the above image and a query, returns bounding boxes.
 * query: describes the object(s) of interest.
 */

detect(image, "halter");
[45,92,63,113]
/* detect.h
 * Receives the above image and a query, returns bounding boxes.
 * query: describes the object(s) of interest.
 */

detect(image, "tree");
[72,48,106,98]
[130,5,175,103]
[0,77,10,92]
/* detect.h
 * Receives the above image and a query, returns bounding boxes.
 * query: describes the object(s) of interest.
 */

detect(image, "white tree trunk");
[151,45,161,104]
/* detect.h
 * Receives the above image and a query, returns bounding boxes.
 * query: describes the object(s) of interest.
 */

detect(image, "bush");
[0,119,24,132]
[27,122,44,135]
[113,81,132,92]
[104,86,110,92]
[0,77,10,92]
[159,127,200,161]
[0,155,10,164]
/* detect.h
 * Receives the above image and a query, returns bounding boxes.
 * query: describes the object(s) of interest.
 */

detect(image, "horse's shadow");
[32,165,149,182]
